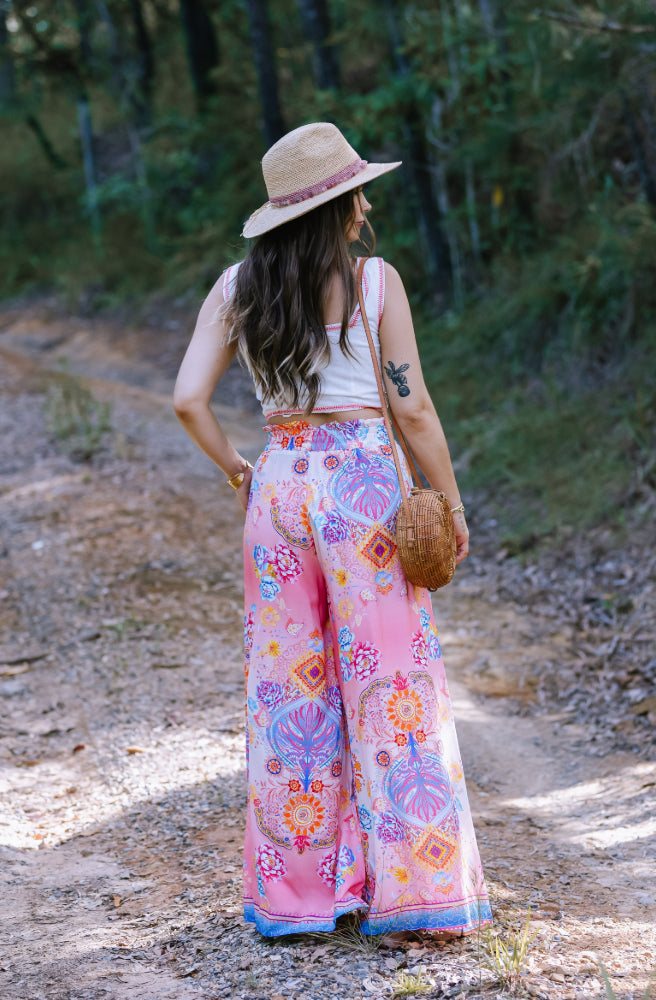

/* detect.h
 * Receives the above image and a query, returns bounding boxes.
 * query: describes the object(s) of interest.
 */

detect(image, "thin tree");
[246,0,285,146]
[0,0,16,110]
[179,0,219,109]
[296,0,339,90]
[127,0,154,116]
[384,0,451,303]
[71,0,102,250]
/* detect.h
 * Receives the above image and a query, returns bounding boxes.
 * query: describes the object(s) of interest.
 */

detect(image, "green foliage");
[45,371,113,461]
[3,0,656,535]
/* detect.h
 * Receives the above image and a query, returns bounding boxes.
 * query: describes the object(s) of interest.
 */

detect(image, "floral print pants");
[242,418,491,936]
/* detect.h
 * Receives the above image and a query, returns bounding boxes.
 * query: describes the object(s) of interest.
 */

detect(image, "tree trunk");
[403,112,452,302]
[444,0,482,278]
[95,0,151,123]
[385,0,451,302]
[77,96,103,251]
[296,0,339,90]
[179,0,219,108]
[464,158,481,267]
[128,0,154,112]
[621,90,656,210]
[0,1,16,111]
[127,125,157,250]
[72,0,94,70]
[246,0,285,146]
[430,96,462,311]
[477,0,512,107]
[71,0,102,248]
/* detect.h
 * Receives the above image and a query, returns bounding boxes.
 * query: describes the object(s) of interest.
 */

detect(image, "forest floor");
[1,300,655,1000]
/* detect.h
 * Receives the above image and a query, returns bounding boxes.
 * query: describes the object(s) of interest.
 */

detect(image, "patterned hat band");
[270,158,368,207]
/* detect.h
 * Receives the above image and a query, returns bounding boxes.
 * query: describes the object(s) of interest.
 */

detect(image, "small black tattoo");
[384,360,411,397]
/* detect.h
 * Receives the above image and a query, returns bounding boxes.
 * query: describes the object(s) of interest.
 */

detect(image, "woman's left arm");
[378,262,469,562]
[173,275,253,510]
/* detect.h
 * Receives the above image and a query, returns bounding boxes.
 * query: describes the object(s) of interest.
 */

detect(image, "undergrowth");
[418,285,656,546]
[45,370,113,461]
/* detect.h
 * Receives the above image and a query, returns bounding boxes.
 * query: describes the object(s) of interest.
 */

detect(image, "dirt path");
[1,312,654,1000]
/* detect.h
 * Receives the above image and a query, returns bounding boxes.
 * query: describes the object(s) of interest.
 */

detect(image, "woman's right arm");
[378,262,469,563]
[173,274,253,510]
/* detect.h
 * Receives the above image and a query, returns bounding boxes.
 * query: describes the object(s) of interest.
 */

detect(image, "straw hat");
[242,122,402,238]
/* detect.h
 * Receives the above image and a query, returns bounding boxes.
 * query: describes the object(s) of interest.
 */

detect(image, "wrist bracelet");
[226,461,253,489]
[450,502,465,514]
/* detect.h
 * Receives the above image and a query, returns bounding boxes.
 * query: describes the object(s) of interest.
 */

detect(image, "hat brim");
[241,160,402,238]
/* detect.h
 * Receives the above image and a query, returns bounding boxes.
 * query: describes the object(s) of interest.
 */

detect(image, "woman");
[174,122,492,938]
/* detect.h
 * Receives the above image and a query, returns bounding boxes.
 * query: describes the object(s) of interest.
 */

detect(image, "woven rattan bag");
[357,261,457,591]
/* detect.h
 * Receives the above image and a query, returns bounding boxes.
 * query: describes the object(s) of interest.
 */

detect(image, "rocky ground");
[0,301,654,1000]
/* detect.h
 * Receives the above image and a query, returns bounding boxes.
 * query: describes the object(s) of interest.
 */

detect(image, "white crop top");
[222,256,385,419]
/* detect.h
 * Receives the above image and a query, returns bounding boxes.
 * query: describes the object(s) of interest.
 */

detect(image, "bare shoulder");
[202,259,245,314]
[195,266,237,331]
[382,261,408,301]
[381,261,411,327]
[204,270,228,309]
[383,259,401,281]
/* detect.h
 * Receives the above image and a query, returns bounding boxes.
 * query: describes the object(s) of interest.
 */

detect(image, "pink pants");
[242,418,491,936]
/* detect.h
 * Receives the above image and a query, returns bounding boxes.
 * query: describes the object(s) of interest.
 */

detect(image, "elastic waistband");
[263,418,390,453]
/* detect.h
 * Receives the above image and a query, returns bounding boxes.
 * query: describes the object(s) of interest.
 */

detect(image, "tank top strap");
[359,256,386,332]
[222,261,242,301]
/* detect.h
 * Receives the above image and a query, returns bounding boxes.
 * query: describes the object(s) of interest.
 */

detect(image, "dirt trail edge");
[1,323,654,1000]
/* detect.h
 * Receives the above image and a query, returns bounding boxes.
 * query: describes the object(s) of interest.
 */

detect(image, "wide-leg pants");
[242,418,492,936]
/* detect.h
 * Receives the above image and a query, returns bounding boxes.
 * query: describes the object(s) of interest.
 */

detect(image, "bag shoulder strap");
[356,258,423,497]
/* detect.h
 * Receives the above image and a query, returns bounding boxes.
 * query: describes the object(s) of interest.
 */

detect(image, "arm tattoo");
[384,360,411,397]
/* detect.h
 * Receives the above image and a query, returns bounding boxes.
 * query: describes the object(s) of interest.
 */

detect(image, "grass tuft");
[481,908,538,994]
[300,913,386,956]
[45,370,113,461]
[391,969,435,996]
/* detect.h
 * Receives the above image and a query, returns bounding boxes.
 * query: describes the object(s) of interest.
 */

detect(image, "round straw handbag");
[395,487,457,590]
[357,261,457,591]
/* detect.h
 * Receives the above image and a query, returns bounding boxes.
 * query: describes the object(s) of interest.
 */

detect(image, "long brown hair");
[223,188,375,413]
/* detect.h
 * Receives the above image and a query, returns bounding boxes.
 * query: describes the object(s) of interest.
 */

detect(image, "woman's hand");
[234,469,253,512]
[452,510,469,564]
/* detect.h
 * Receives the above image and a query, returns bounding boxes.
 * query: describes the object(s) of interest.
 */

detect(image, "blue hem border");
[360,899,493,936]
[244,898,493,938]
[244,898,365,937]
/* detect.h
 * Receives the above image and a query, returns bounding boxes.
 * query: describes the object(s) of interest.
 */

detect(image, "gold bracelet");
[226,461,253,489]
[450,502,465,514]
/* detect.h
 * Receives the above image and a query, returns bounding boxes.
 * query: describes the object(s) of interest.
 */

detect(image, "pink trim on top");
[265,402,381,418]
[377,257,385,327]
[324,309,360,331]
[271,158,368,207]
[222,263,240,301]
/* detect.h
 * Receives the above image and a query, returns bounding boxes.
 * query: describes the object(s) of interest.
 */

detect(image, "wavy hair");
[223,188,375,414]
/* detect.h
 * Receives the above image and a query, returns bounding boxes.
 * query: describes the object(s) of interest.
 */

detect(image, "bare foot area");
[1,307,654,999]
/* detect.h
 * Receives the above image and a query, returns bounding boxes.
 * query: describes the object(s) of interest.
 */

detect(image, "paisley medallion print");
[329,448,401,527]
[268,698,340,792]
